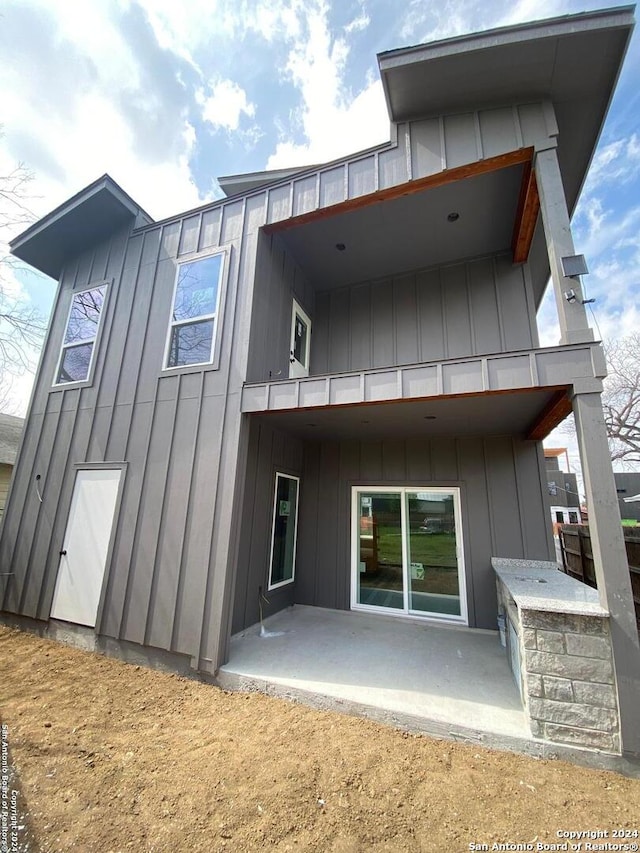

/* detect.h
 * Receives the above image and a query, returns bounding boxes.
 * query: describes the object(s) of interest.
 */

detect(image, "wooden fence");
[558,525,640,631]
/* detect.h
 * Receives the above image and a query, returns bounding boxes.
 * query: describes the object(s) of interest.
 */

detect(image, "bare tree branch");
[0,155,47,392]
[602,334,640,468]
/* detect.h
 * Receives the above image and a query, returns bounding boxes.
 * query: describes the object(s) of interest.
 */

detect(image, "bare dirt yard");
[1,625,639,853]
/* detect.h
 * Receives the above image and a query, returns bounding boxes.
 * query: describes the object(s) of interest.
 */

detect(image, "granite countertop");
[491,557,608,617]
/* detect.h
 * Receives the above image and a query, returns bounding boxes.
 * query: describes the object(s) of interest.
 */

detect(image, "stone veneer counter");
[491,558,619,755]
[491,558,608,617]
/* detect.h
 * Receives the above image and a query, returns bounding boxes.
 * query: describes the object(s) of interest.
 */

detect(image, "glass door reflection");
[356,492,404,610]
[406,491,461,617]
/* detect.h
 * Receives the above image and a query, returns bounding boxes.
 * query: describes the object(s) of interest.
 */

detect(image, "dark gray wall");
[245,238,539,385]
[246,232,315,384]
[295,434,552,630]
[0,193,267,672]
[232,419,304,634]
[312,254,538,375]
[232,427,554,632]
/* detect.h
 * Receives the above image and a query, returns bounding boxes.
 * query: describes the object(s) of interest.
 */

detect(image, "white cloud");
[266,3,389,169]
[199,79,256,131]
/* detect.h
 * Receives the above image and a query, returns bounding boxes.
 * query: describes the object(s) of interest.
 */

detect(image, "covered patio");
[218,604,531,751]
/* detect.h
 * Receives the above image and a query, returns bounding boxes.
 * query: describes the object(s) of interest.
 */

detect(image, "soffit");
[279,164,523,290]
[252,389,561,442]
[378,8,634,213]
[9,175,152,280]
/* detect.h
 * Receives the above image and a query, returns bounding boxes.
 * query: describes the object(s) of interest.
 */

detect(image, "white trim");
[52,281,110,388]
[267,472,300,591]
[289,298,312,379]
[162,247,228,371]
[350,486,468,625]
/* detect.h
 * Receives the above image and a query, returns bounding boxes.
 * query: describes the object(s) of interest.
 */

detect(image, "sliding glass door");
[352,487,467,623]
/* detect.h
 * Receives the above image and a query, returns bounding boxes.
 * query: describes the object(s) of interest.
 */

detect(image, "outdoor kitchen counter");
[491,557,608,617]
[491,557,620,754]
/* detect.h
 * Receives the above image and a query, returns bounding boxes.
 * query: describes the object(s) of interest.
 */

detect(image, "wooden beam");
[526,389,573,440]
[512,160,540,263]
[264,147,535,234]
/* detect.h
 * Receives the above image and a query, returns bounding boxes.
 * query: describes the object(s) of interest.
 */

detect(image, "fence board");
[559,525,640,631]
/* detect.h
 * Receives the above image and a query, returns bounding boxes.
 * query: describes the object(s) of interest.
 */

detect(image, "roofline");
[9,174,153,253]
[132,135,397,236]
[377,6,636,68]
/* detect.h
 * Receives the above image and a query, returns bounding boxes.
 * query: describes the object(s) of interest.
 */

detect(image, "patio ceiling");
[249,387,565,442]
[278,163,526,291]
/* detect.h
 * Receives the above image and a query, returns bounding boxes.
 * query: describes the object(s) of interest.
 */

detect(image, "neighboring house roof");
[0,414,24,465]
[9,174,154,280]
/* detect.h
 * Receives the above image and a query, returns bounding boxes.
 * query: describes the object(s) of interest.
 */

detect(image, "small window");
[165,252,225,369]
[268,473,300,590]
[568,512,579,524]
[55,284,107,385]
[555,511,564,524]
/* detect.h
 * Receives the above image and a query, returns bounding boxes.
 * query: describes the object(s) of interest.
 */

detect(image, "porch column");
[572,389,640,756]
[535,146,594,346]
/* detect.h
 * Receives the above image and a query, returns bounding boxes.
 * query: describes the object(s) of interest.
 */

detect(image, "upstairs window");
[165,252,225,369]
[55,284,107,385]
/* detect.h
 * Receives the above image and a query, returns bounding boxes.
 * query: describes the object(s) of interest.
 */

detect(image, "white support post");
[535,147,594,346]
[572,390,640,756]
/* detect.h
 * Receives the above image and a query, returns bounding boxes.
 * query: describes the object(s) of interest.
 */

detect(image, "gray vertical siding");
[311,254,534,376]
[1,96,558,670]
[286,434,553,632]
[245,232,314,384]
[232,418,304,634]
[0,187,271,671]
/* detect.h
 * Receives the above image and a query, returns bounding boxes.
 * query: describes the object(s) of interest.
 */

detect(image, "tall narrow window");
[55,284,107,385]
[165,252,224,369]
[268,473,300,589]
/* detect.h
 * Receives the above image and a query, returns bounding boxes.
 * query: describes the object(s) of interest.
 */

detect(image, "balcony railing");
[241,343,606,414]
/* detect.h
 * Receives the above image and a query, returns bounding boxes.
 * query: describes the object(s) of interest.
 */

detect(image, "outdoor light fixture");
[561,254,589,278]
[447,212,460,222]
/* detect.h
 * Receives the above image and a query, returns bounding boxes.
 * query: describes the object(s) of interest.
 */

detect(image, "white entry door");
[50,468,122,627]
[289,298,311,378]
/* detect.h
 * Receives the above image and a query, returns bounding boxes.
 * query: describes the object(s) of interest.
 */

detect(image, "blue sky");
[0,0,638,477]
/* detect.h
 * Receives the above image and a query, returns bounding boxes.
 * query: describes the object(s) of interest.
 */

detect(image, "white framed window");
[54,283,108,386]
[351,486,468,624]
[268,473,300,590]
[164,250,226,370]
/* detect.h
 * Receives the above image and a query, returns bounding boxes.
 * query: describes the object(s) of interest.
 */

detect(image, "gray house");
[2,9,639,757]
[615,473,640,524]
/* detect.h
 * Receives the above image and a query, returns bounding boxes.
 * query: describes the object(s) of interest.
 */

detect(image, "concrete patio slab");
[218,605,532,749]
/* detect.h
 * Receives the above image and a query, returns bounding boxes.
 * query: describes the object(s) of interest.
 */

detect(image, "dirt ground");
[1,626,639,853]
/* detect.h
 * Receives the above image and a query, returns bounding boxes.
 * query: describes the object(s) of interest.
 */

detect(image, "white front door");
[289,298,311,379]
[50,468,122,627]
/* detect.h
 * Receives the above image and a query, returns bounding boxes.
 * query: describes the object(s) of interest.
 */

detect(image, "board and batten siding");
[232,419,304,634]
[263,102,553,227]
[290,435,553,632]
[245,232,315,384]
[0,192,269,672]
[311,254,538,375]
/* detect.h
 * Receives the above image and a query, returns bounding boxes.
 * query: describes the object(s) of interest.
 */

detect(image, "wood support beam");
[526,389,572,440]
[512,160,540,263]
[264,147,534,234]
